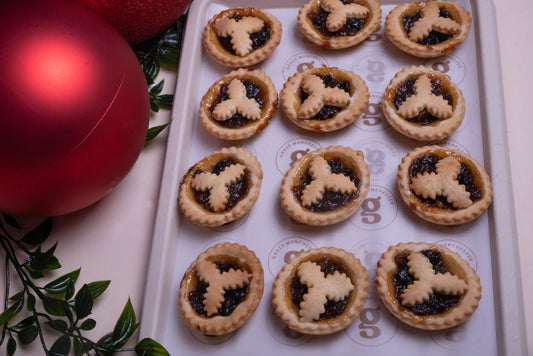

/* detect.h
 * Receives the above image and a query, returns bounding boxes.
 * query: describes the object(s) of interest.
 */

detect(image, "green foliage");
[135,14,187,143]
[0,214,169,355]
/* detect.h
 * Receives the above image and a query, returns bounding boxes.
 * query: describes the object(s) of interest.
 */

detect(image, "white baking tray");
[139,0,528,354]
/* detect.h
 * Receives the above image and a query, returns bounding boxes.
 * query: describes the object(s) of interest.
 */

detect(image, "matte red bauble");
[75,0,191,45]
[0,0,150,216]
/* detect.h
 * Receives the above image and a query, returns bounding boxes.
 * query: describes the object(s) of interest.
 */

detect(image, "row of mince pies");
[203,1,472,66]
[178,144,492,227]
[179,241,482,336]
[200,64,465,141]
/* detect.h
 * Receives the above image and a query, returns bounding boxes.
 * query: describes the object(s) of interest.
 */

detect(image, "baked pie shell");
[178,147,263,227]
[272,246,369,335]
[199,68,278,140]
[385,1,472,58]
[297,0,382,49]
[280,66,369,132]
[179,242,264,335]
[280,145,370,226]
[375,242,481,330]
[203,7,282,67]
[382,66,465,141]
[397,145,493,225]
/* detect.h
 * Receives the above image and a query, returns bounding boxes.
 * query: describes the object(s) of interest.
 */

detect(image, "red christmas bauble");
[0,0,150,216]
[75,0,191,45]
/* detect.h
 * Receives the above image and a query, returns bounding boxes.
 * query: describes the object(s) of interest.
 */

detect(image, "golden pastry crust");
[199,68,278,140]
[397,145,492,225]
[375,242,482,330]
[280,66,369,132]
[280,146,370,226]
[272,247,369,335]
[178,147,263,227]
[382,66,465,141]
[385,1,472,58]
[297,0,382,49]
[179,242,264,335]
[203,7,282,67]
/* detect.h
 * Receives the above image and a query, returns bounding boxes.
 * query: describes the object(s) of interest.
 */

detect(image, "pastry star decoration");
[321,0,370,32]
[212,79,262,122]
[297,261,354,322]
[192,163,246,212]
[397,74,453,120]
[298,74,351,119]
[408,1,461,42]
[214,16,265,56]
[400,251,467,307]
[196,260,252,316]
[410,156,472,209]
[301,156,357,207]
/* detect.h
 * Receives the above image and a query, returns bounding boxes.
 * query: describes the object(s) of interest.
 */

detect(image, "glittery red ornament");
[75,0,191,45]
[0,0,150,216]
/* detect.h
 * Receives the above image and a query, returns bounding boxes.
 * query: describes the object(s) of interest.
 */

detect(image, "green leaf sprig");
[135,14,186,143]
[0,213,169,356]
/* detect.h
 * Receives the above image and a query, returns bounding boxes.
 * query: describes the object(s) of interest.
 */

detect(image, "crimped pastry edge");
[272,246,369,335]
[382,65,466,141]
[396,145,493,225]
[374,241,482,330]
[179,242,264,335]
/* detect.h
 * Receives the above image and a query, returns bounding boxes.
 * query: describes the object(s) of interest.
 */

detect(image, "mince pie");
[375,242,481,330]
[397,145,492,225]
[280,146,370,226]
[203,7,282,67]
[272,246,369,335]
[385,1,472,58]
[383,66,465,141]
[297,0,382,49]
[199,68,278,140]
[179,242,264,335]
[178,147,263,227]
[280,66,369,132]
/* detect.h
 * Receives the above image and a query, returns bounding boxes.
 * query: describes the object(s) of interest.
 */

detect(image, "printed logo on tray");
[268,236,317,278]
[436,239,478,271]
[352,138,399,179]
[354,92,390,131]
[345,292,399,346]
[266,307,313,346]
[276,138,321,175]
[350,185,398,230]
[351,50,399,90]
[422,54,467,84]
[431,311,485,350]
[283,53,329,80]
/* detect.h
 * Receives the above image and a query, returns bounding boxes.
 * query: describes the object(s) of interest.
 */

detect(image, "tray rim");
[139,0,528,354]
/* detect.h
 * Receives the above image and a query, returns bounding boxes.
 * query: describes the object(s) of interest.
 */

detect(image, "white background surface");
[5,0,531,354]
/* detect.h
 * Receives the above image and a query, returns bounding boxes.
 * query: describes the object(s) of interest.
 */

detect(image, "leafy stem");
[0,214,169,355]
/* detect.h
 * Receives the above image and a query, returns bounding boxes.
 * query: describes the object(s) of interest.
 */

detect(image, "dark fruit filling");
[211,80,264,128]
[409,153,482,209]
[393,77,453,125]
[218,15,271,55]
[293,158,359,212]
[403,8,455,45]
[189,261,249,317]
[393,250,460,316]
[193,159,250,212]
[300,74,351,121]
[290,257,350,320]
[308,0,367,38]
